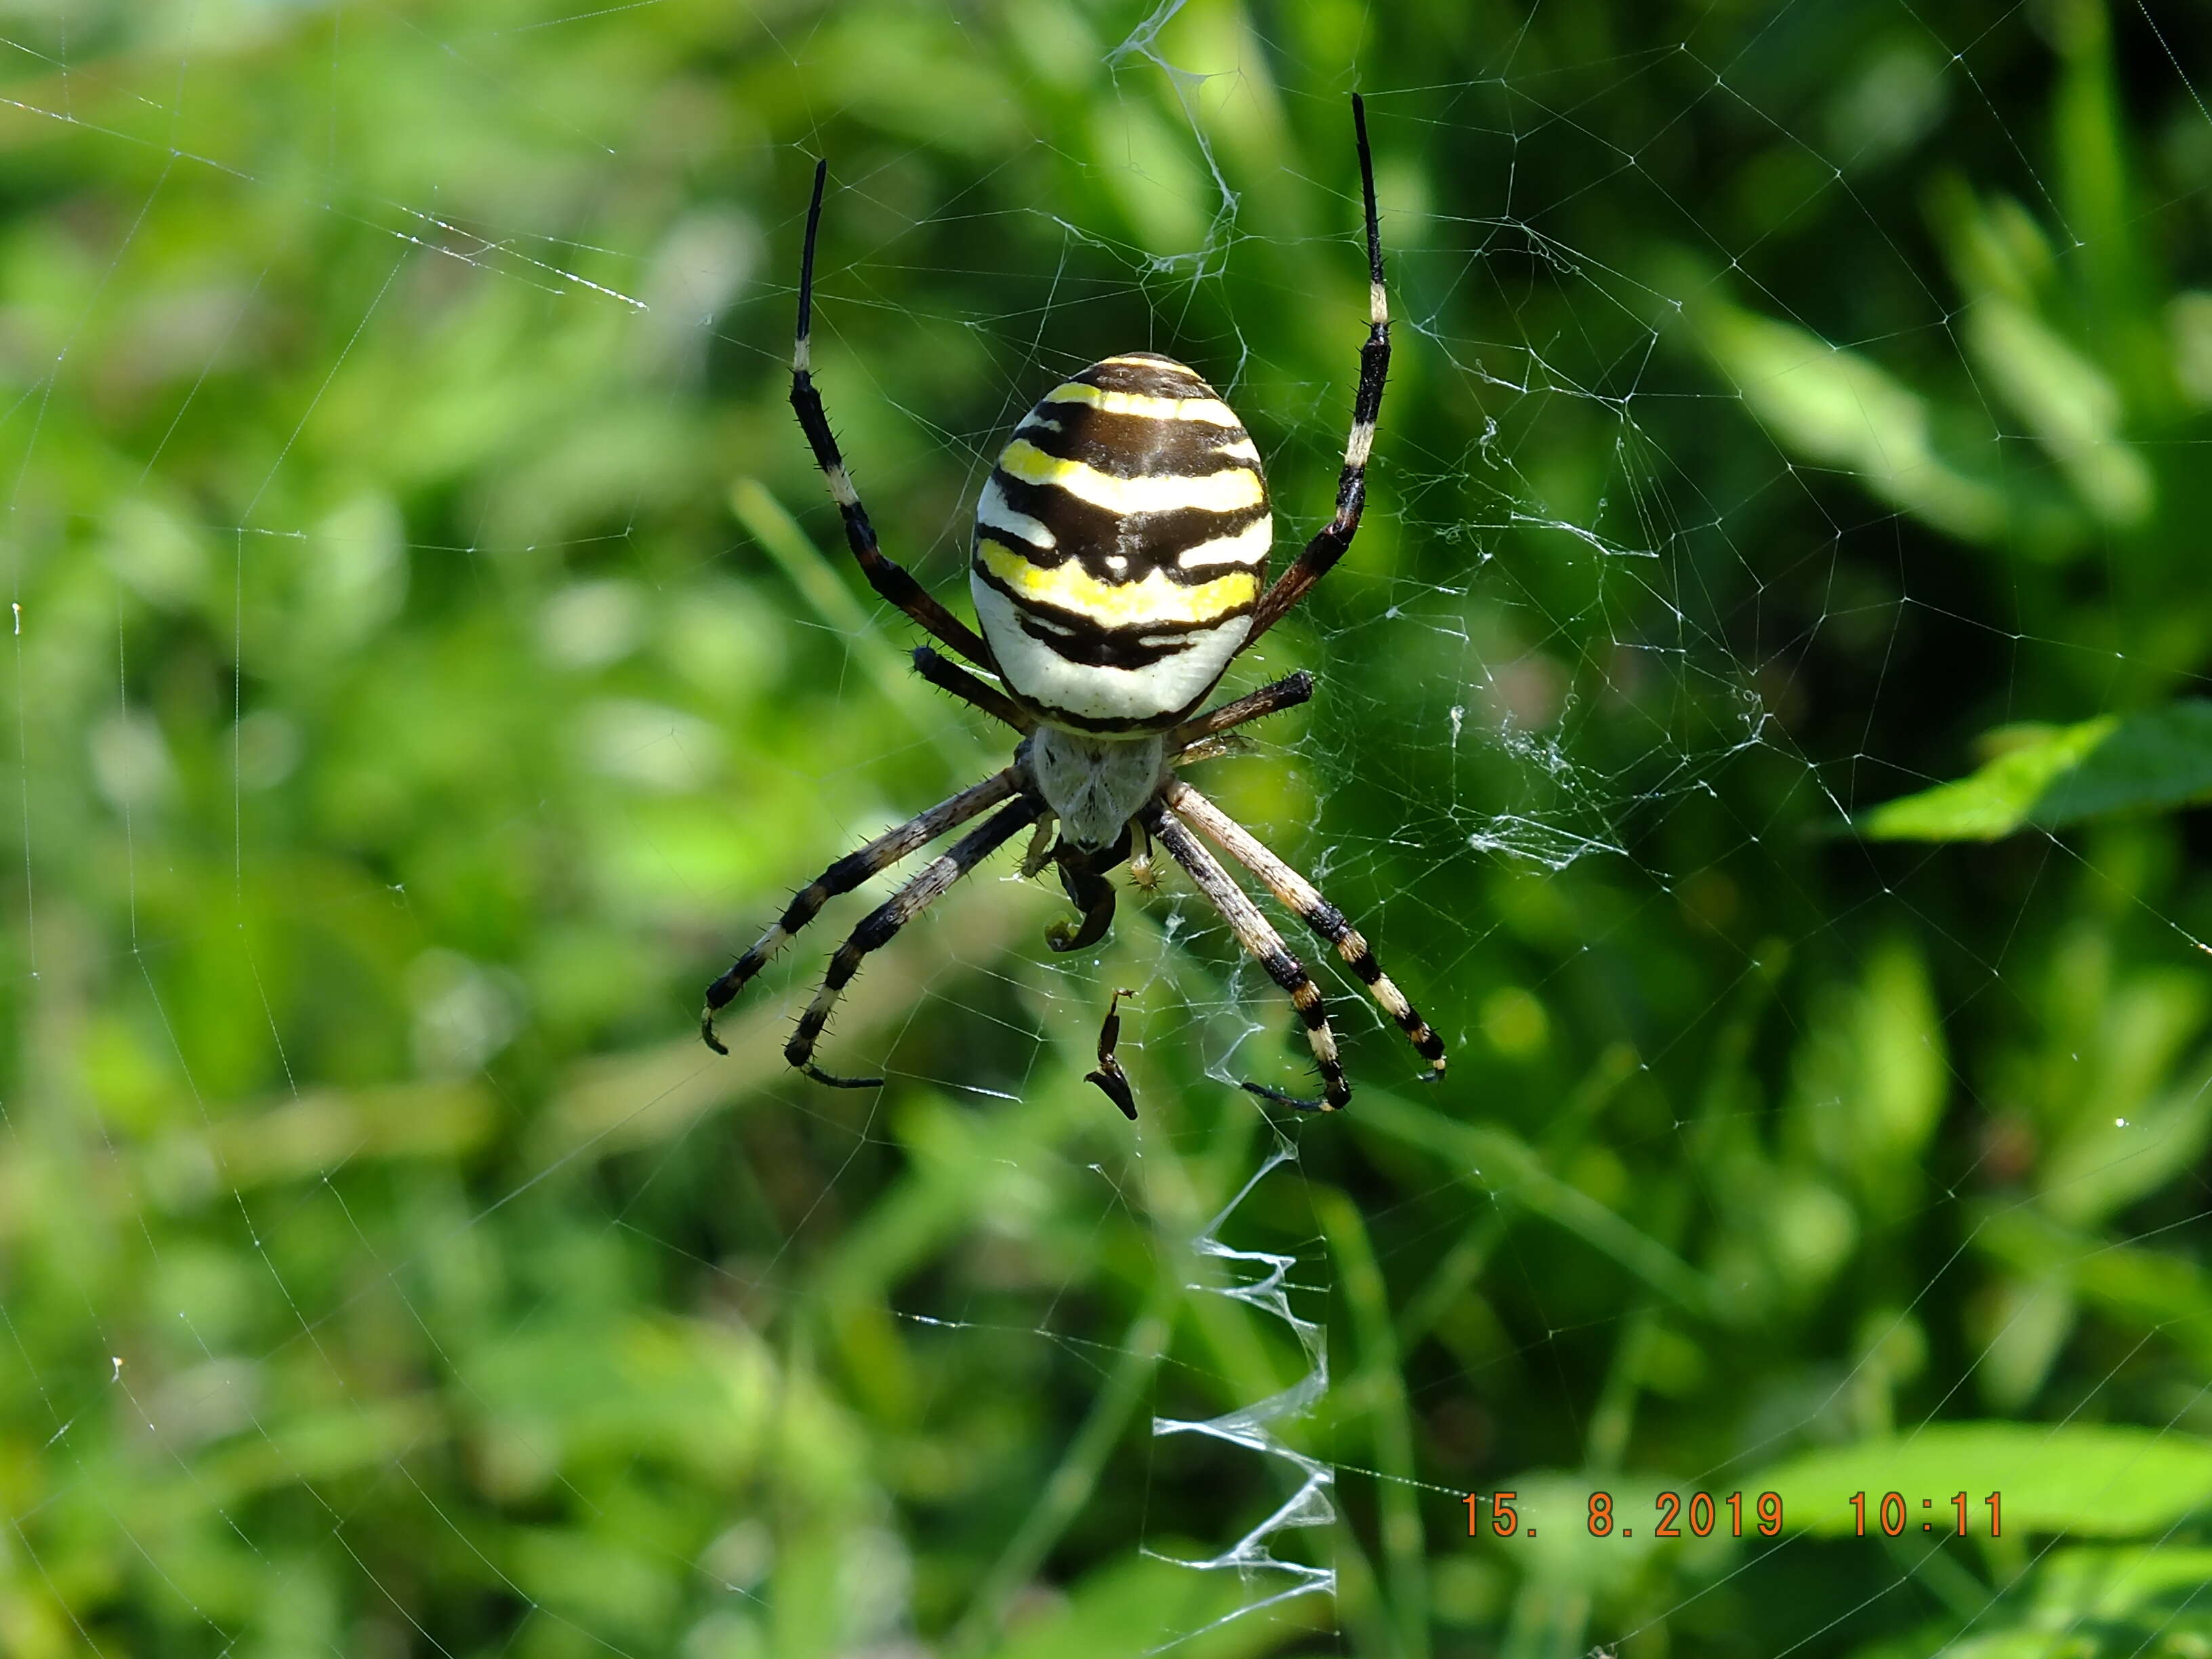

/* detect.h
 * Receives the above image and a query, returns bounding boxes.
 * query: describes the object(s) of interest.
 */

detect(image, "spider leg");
[1242,95,1389,648]
[910,644,1033,733]
[701,769,1020,1052]
[1127,821,1158,892]
[789,159,996,670]
[1085,987,1141,1120]
[1141,804,1350,1111]
[1163,777,1446,1079]
[785,796,1042,1086]
[1172,734,1251,767]
[1168,670,1314,751]
[1019,812,1058,879]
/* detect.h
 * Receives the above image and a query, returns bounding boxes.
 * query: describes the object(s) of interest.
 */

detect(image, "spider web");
[6,1,2212,1654]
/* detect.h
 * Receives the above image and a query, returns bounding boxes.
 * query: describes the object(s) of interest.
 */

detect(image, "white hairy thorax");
[1023,726,1169,850]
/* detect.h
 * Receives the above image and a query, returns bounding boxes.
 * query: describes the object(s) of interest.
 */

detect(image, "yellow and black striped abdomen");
[970,352,1271,734]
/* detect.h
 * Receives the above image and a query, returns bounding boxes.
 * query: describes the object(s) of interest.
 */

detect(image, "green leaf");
[1970,1273,2075,1413]
[1926,178,2055,310]
[1790,935,1948,1206]
[2029,1545,2212,1628]
[1755,1423,2212,1537]
[1691,300,2009,544]
[990,1551,1324,1658]
[1963,298,2152,527]
[1847,1546,2212,1659]
[1350,1087,1721,1317]
[1856,701,2212,841]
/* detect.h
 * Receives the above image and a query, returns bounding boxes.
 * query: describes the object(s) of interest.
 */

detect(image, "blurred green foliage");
[4,1,2212,1656]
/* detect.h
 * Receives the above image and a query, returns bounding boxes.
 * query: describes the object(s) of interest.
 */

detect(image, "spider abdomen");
[970,353,1272,734]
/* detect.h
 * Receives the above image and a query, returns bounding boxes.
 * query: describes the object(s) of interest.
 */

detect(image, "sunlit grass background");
[7,1,2212,1654]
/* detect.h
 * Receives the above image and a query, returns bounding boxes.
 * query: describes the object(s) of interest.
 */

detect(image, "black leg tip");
[700,1012,729,1055]
[1240,1080,1335,1113]
[800,1063,885,1090]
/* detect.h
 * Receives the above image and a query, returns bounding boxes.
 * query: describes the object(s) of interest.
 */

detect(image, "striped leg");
[1168,670,1314,751]
[701,769,1020,1052]
[1162,777,1446,1080]
[1143,804,1349,1111]
[789,159,996,670]
[785,797,1042,1086]
[1244,94,1389,647]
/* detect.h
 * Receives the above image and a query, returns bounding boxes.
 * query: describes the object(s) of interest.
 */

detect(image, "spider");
[702,95,1446,1115]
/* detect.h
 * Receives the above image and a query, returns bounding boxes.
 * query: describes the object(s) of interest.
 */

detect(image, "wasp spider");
[703,96,1446,1114]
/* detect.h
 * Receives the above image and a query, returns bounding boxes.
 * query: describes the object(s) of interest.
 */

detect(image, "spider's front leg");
[1242,94,1391,648]
[787,161,995,670]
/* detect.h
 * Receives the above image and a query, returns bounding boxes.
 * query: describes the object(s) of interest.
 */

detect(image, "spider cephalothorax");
[702,96,1446,1115]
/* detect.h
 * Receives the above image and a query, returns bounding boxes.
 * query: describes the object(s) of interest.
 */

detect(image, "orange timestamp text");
[1464,1489,2005,1540]
[1468,1490,1783,1539]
